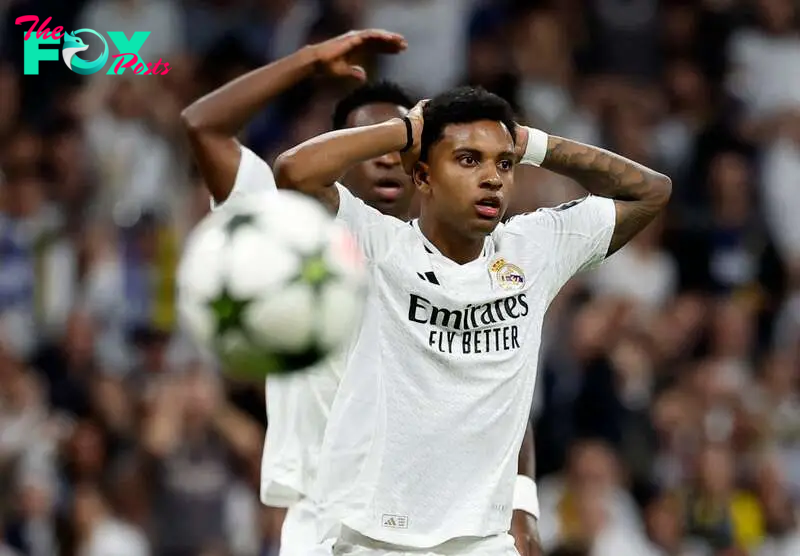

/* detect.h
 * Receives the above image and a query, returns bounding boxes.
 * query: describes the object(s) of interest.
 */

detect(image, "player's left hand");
[513,125,529,163]
[312,29,408,81]
[510,511,543,556]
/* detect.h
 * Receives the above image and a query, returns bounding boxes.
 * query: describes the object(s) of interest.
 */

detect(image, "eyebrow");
[452,148,516,159]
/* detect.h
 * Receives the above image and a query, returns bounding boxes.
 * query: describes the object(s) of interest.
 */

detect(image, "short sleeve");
[335,183,403,262]
[210,146,277,211]
[506,195,616,284]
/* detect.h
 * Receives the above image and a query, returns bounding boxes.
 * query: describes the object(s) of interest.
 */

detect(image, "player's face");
[341,103,414,219]
[419,121,515,238]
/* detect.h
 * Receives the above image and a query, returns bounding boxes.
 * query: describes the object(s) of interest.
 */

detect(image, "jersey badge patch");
[491,258,526,291]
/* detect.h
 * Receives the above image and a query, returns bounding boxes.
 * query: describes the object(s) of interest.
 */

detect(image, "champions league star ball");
[177,190,367,379]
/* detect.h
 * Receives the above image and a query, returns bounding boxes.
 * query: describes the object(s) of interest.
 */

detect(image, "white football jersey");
[313,184,616,547]
[211,145,343,507]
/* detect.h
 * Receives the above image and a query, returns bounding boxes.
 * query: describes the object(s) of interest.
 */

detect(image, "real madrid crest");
[489,257,526,291]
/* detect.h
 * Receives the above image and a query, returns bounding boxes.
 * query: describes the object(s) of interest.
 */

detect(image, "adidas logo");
[417,271,440,285]
[381,514,409,529]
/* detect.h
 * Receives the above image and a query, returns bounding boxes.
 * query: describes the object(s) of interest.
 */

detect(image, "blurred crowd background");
[1,0,800,555]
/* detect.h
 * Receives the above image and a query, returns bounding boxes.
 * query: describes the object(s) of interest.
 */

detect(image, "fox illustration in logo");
[61,29,108,75]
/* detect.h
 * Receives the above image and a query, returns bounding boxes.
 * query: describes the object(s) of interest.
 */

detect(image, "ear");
[413,162,431,194]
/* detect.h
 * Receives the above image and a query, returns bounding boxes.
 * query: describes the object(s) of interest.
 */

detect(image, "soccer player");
[182,30,406,555]
[181,31,542,554]
[274,87,671,554]
[329,83,541,556]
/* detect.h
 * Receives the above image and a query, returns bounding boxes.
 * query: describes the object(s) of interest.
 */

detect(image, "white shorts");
[332,527,519,556]
[280,497,335,556]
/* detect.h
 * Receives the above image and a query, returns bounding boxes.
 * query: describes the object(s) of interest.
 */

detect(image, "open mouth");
[373,178,406,201]
[475,196,502,219]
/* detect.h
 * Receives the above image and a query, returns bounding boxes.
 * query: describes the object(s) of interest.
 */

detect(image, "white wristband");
[512,475,539,518]
[520,126,549,167]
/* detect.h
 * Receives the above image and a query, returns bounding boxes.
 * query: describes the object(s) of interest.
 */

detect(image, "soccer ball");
[177,190,367,379]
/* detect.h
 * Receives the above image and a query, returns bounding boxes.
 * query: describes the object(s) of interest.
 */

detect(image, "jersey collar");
[410,219,494,265]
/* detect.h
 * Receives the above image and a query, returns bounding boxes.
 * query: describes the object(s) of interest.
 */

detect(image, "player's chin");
[369,195,409,219]
[471,214,502,235]
[369,196,399,215]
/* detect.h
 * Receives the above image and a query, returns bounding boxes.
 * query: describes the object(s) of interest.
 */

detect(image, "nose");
[480,175,503,191]
[374,151,401,169]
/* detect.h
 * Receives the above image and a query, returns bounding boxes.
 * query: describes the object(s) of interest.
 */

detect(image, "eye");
[459,155,477,166]
[498,159,513,171]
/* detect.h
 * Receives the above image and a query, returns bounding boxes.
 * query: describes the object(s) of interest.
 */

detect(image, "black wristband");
[399,116,413,153]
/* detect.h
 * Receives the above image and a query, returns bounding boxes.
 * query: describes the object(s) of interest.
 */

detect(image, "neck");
[418,215,484,264]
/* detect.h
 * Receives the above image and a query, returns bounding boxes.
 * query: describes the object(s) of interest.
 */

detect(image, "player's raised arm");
[516,127,672,256]
[181,29,407,204]
[181,49,315,203]
[275,97,423,213]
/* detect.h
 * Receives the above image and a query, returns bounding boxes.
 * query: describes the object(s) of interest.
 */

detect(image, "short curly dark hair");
[332,80,416,130]
[420,86,516,163]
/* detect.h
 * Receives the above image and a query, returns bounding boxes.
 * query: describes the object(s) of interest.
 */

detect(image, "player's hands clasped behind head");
[312,29,408,81]
[401,99,428,176]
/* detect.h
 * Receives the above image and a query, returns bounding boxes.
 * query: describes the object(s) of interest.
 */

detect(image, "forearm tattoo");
[541,136,671,256]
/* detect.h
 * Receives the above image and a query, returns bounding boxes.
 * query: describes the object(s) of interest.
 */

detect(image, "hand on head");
[313,29,408,81]
[401,99,429,176]
[514,124,529,162]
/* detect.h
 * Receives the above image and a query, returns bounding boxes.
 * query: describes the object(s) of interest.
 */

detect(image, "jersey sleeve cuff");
[512,474,540,518]
[334,182,356,220]
[210,144,276,211]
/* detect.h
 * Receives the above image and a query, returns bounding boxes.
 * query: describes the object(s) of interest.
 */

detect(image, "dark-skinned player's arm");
[181,29,407,205]
[275,97,423,213]
[274,120,400,211]
[276,97,421,265]
[515,127,672,255]
[512,421,542,556]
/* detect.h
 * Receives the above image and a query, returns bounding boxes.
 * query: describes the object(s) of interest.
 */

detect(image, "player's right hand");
[311,29,407,81]
[401,99,428,176]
